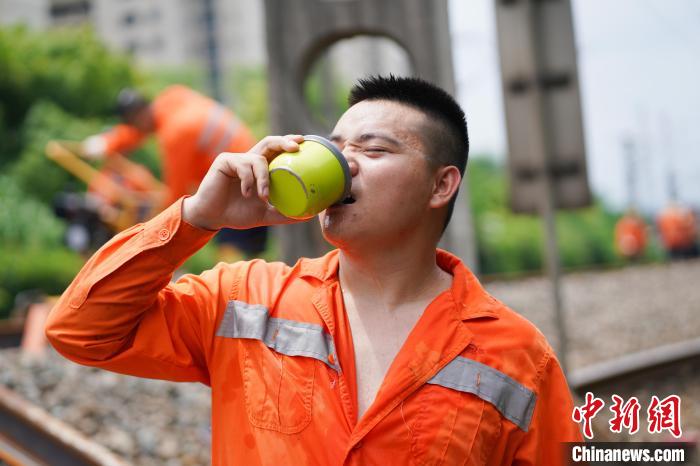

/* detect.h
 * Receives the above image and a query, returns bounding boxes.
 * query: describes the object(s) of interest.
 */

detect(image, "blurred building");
[0,0,266,67]
[1,0,413,114]
[92,0,265,67]
[1,0,410,74]
[0,0,50,28]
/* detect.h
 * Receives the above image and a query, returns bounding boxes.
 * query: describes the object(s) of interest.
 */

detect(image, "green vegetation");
[304,57,351,131]
[0,25,139,169]
[467,157,663,276]
[11,101,104,203]
[0,176,83,312]
[468,156,618,275]
[228,67,269,139]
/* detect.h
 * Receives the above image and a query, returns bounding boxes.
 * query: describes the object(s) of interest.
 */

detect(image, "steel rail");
[0,385,127,466]
[569,337,700,394]
[0,319,24,350]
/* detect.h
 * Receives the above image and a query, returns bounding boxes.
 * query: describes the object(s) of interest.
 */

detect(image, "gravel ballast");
[484,258,700,369]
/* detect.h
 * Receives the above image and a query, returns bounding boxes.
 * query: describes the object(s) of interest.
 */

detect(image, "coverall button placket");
[311,286,357,431]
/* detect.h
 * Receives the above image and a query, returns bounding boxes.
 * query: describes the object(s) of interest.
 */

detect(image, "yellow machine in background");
[45,140,168,232]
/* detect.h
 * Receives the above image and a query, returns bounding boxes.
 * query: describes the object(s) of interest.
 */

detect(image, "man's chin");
[319,218,357,248]
[319,225,345,248]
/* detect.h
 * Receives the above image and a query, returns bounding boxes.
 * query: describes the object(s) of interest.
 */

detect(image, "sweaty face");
[319,100,436,250]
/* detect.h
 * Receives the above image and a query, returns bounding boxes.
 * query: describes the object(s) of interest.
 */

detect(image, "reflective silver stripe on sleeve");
[215,300,341,372]
[211,118,242,155]
[197,104,226,152]
[427,356,536,432]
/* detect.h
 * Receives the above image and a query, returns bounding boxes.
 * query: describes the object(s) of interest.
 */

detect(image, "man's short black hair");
[116,88,149,120]
[348,75,469,232]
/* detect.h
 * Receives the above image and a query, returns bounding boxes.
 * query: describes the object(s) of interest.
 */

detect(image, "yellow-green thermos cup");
[268,135,351,219]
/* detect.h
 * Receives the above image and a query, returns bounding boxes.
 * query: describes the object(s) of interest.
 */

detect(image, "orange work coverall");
[657,206,697,252]
[614,215,647,258]
[46,198,583,465]
[101,85,256,205]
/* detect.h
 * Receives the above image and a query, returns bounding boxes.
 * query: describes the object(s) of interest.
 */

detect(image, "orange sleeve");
[102,124,148,155]
[45,198,230,385]
[512,354,583,465]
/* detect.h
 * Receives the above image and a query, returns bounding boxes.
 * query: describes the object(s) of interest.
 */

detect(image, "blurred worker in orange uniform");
[656,203,699,259]
[614,209,647,261]
[49,76,582,465]
[82,85,267,258]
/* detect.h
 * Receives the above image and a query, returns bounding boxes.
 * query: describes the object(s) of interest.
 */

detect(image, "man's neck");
[338,240,454,417]
[338,241,452,311]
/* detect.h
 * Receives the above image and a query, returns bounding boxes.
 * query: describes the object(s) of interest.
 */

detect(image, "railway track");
[0,385,127,466]
[567,338,700,455]
[0,319,23,350]
[568,336,700,395]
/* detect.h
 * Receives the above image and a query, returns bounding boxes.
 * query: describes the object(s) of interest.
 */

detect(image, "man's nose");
[343,151,359,177]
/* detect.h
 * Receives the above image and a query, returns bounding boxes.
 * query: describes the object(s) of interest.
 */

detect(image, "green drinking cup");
[268,135,351,219]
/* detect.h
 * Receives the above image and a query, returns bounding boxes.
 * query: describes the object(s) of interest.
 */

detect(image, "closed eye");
[365,147,388,155]
[345,143,386,156]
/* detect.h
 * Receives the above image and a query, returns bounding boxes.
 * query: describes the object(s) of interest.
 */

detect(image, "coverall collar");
[299,248,501,322]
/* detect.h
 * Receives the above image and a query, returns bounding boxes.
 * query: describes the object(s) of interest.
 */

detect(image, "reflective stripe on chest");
[215,300,341,372]
[427,356,537,432]
[216,301,537,432]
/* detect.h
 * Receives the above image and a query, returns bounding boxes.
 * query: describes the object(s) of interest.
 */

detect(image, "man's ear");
[429,166,461,209]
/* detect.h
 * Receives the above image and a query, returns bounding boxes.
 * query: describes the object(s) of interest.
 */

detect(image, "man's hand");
[183,135,305,231]
[81,135,107,160]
